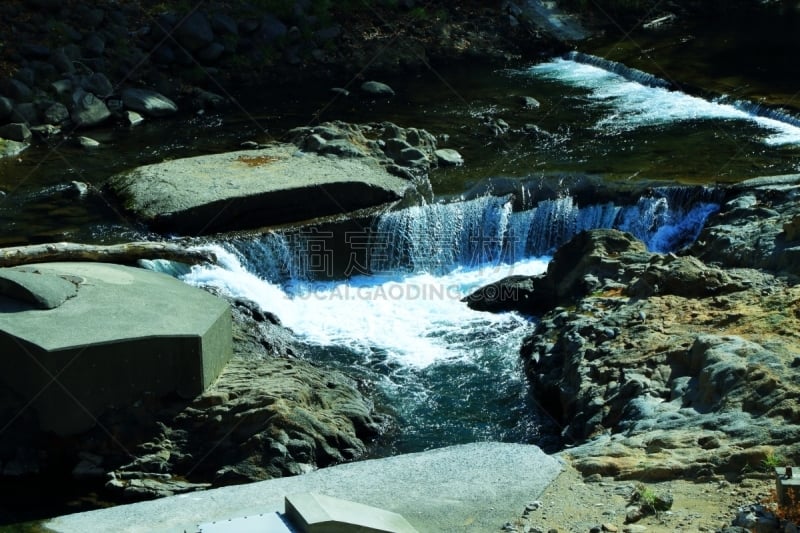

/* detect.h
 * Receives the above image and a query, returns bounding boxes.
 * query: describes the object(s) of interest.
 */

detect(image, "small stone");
[77,136,100,148]
[126,111,144,127]
[602,524,619,532]
[521,95,541,109]
[330,87,350,97]
[622,526,647,533]
[525,501,542,512]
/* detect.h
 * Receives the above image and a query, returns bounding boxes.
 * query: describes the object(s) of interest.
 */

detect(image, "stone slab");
[107,145,413,234]
[285,493,417,533]
[0,262,231,435]
[45,442,564,533]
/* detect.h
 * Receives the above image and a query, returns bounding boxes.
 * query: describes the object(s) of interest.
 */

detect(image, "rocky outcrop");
[689,174,800,274]
[0,294,386,505]
[107,122,441,235]
[506,225,800,480]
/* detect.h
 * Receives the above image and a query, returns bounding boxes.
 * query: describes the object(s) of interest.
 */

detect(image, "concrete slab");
[285,493,417,533]
[198,512,295,532]
[0,262,231,435]
[45,442,564,533]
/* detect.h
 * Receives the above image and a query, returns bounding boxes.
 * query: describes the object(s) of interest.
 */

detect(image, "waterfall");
[542,53,800,145]
[565,51,673,89]
[208,188,719,284]
[721,97,800,129]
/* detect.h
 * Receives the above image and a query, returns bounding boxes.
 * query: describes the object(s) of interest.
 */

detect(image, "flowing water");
[4,20,800,460]
[165,188,720,453]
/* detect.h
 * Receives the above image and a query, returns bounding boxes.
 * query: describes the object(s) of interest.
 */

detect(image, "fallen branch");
[0,241,217,268]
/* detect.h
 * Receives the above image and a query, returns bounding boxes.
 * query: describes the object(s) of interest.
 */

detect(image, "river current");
[4,49,800,454]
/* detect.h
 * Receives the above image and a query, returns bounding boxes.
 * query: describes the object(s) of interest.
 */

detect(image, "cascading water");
[173,187,719,453]
[530,54,800,146]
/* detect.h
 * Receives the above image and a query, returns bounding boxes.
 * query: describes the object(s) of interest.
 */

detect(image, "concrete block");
[775,466,800,506]
[0,262,232,435]
[285,493,418,533]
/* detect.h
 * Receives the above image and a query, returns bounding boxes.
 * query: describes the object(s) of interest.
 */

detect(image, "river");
[2,7,800,484]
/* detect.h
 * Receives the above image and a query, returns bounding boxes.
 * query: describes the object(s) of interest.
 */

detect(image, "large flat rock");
[107,144,415,235]
[45,442,563,533]
[0,262,231,435]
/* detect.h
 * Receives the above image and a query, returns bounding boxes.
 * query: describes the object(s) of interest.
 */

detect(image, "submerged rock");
[122,88,178,117]
[361,80,395,97]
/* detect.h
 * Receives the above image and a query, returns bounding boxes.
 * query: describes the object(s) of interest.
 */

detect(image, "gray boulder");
[521,96,540,109]
[175,11,214,51]
[122,88,178,117]
[50,47,76,75]
[435,148,464,166]
[361,80,395,97]
[43,102,69,125]
[0,123,32,143]
[0,139,28,158]
[106,144,421,234]
[82,73,114,99]
[70,89,111,127]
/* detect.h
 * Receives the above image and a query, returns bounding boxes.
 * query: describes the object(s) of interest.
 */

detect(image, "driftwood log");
[0,241,217,268]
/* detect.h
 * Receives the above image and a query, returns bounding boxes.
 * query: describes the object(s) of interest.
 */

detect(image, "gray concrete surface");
[0,262,231,435]
[285,492,418,533]
[45,442,564,533]
[107,144,413,234]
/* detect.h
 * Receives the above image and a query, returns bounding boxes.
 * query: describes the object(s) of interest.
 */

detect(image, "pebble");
[525,501,542,512]
[602,524,618,532]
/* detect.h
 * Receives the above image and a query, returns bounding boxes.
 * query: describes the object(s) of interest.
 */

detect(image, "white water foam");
[530,58,800,146]
[182,245,548,369]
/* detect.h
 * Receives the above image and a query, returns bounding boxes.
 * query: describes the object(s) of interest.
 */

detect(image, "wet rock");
[77,136,100,148]
[70,89,111,127]
[82,72,114,98]
[435,148,464,166]
[330,87,350,97]
[521,95,541,109]
[361,80,395,97]
[51,79,73,96]
[0,123,31,142]
[122,88,178,117]
[175,11,214,52]
[43,102,69,125]
[0,138,28,158]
